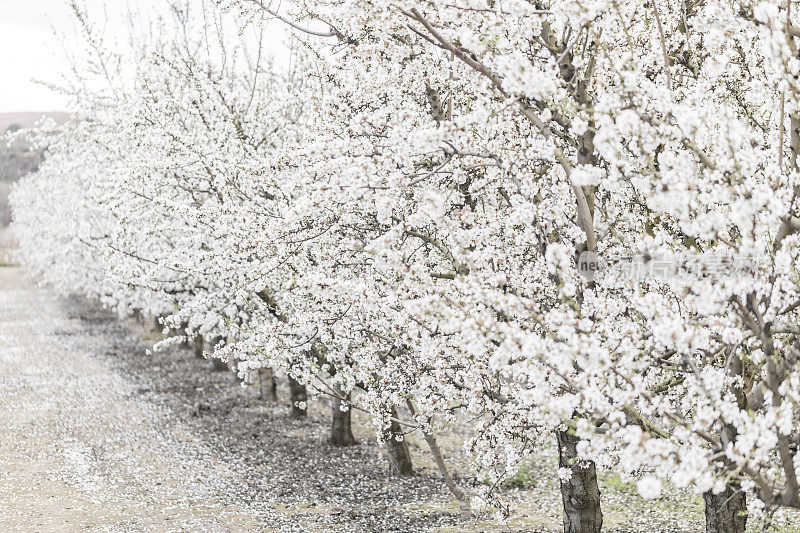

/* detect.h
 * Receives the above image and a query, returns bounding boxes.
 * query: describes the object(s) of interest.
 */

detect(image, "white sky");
[0,0,289,113]
[0,0,153,112]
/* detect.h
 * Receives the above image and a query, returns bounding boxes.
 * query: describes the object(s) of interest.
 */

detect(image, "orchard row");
[11,1,800,531]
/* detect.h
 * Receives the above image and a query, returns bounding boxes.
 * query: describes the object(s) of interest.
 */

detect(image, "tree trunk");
[330,388,357,446]
[705,353,747,532]
[209,336,228,371]
[288,377,307,418]
[557,429,602,533]
[704,484,746,533]
[193,336,205,359]
[179,322,191,350]
[406,400,471,517]
[259,367,278,402]
[385,408,413,476]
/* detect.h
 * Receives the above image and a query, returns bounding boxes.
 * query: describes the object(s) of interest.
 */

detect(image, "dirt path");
[0,267,262,531]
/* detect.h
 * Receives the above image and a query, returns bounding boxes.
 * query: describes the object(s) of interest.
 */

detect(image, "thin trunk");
[557,429,602,533]
[259,367,278,402]
[385,408,414,476]
[179,322,191,350]
[704,484,746,533]
[406,400,471,517]
[330,388,356,446]
[289,377,307,418]
[209,336,228,372]
[193,336,205,359]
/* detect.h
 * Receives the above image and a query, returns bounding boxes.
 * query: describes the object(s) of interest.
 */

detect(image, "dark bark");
[208,336,228,372]
[384,408,414,476]
[193,336,205,359]
[330,389,357,446]
[704,484,746,533]
[557,429,602,533]
[179,322,191,349]
[705,357,747,533]
[259,367,278,402]
[212,357,229,371]
[289,377,307,418]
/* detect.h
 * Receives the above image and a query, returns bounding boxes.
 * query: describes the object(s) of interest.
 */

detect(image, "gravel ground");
[0,267,260,531]
[3,265,799,532]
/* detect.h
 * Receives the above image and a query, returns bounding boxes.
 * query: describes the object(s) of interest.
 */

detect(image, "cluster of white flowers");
[12,0,800,528]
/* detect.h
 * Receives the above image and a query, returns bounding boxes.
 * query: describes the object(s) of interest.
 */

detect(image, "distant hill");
[0,112,71,132]
[0,111,72,230]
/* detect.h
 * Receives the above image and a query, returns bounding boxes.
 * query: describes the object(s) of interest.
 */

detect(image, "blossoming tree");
[12,0,800,532]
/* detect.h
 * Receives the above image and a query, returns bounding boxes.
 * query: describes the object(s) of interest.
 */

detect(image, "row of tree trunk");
[186,328,744,532]
[555,428,745,533]
[207,343,415,475]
